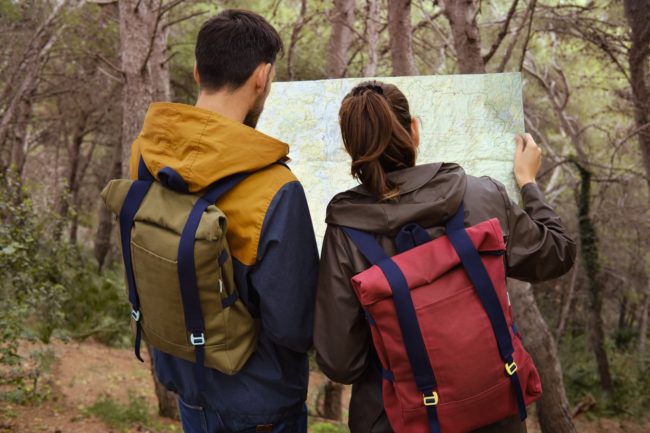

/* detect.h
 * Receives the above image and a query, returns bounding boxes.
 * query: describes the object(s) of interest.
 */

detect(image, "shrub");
[0,173,129,402]
[83,391,153,432]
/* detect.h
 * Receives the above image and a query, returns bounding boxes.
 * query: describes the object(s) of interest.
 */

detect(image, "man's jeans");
[178,398,308,433]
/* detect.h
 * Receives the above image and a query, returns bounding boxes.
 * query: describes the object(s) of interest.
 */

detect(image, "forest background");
[1,0,649,432]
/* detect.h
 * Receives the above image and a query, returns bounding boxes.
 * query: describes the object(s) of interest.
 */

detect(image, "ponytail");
[339,82,416,201]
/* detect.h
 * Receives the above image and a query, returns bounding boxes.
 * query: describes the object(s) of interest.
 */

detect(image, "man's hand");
[514,133,542,189]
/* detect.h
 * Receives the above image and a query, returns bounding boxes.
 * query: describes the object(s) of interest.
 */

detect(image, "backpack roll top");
[343,203,542,433]
[101,177,258,375]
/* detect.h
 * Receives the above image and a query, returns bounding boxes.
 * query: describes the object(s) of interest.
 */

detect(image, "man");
[128,9,319,433]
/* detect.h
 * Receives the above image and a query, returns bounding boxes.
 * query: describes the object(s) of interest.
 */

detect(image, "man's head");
[194,9,283,127]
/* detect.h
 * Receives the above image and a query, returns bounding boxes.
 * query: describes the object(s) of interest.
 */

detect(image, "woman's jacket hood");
[129,102,289,192]
[325,163,467,235]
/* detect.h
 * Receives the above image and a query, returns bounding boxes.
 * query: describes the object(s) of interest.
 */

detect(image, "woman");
[314,81,576,433]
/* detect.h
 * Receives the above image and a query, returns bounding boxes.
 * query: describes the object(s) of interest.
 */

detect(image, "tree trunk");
[326,0,355,78]
[556,258,579,342]
[287,0,308,81]
[145,344,180,420]
[118,0,177,418]
[509,279,577,433]
[8,93,33,189]
[387,0,417,76]
[639,283,650,371]
[94,138,122,270]
[575,164,614,392]
[363,0,380,77]
[618,294,628,336]
[448,8,574,430]
[623,1,650,372]
[0,1,65,169]
[623,0,650,207]
[322,380,343,420]
[439,0,486,74]
[119,0,159,175]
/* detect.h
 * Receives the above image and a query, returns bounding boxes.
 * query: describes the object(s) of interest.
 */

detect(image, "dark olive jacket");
[314,162,576,433]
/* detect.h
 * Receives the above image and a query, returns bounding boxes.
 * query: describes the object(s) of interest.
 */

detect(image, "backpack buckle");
[131,310,141,322]
[505,361,518,376]
[190,332,205,346]
[423,391,439,406]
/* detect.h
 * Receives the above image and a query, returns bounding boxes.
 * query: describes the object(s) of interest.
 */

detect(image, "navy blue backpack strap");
[445,202,527,421]
[342,227,441,433]
[137,157,155,182]
[177,171,249,386]
[119,157,154,362]
[395,223,432,254]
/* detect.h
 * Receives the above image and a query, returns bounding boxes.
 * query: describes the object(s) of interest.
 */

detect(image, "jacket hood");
[326,163,467,235]
[129,102,289,192]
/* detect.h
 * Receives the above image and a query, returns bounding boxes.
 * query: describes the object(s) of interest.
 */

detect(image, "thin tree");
[509,279,577,433]
[623,0,650,372]
[327,0,356,78]
[438,0,485,73]
[363,0,380,76]
[287,0,308,81]
[432,2,578,431]
[388,0,417,75]
[0,1,70,172]
[117,0,180,419]
[525,60,614,394]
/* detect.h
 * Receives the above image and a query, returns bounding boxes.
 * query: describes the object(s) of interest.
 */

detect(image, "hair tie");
[351,83,385,98]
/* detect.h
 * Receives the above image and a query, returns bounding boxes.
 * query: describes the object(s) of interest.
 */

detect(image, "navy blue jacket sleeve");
[249,181,319,353]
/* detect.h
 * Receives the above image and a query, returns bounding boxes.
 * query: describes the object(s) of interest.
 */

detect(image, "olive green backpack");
[101,158,258,376]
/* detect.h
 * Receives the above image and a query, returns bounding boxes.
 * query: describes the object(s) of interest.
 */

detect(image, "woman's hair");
[339,80,416,201]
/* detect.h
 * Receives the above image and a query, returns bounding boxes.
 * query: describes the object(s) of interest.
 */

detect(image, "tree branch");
[139,0,164,74]
[518,0,537,71]
[287,0,308,80]
[483,0,520,64]
[159,0,186,16]
[163,10,208,29]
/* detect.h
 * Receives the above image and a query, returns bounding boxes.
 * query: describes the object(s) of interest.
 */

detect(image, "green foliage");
[561,335,650,418]
[0,347,55,405]
[0,172,129,371]
[83,391,153,432]
[310,421,350,433]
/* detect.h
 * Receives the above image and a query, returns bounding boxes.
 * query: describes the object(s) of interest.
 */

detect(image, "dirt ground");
[0,340,648,433]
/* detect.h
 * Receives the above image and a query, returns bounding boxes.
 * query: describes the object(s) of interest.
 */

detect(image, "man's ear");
[193,63,200,86]
[253,63,273,95]
[411,117,420,148]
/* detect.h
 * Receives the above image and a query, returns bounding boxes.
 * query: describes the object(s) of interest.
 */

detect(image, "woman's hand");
[514,133,542,189]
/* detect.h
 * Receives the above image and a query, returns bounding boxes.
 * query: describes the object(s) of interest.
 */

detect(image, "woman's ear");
[411,117,420,149]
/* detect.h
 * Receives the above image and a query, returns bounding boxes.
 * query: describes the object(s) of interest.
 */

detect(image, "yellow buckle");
[423,391,439,406]
[505,361,518,376]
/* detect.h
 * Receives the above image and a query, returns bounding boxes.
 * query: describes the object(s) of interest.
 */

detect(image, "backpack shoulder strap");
[137,156,155,182]
[445,202,527,421]
[341,225,442,433]
[119,159,154,362]
[341,227,388,265]
[177,171,250,385]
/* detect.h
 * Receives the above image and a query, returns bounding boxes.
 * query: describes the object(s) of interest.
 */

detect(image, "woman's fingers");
[513,133,542,188]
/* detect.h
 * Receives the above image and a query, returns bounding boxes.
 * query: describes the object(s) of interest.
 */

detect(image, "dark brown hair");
[195,9,284,91]
[339,81,416,200]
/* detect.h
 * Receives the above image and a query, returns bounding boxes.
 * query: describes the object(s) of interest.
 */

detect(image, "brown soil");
[0,340,648,433]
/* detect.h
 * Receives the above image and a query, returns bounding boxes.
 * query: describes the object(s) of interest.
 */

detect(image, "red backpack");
[342,202,542,433]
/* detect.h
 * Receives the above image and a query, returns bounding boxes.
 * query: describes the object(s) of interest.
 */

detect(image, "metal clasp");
[190,332,205,346]
[423,391,439,406]
[505,361,518,376]
[131,310,141,322]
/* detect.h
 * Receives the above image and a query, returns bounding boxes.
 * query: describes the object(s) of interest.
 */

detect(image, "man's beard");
[243,93,266,128]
